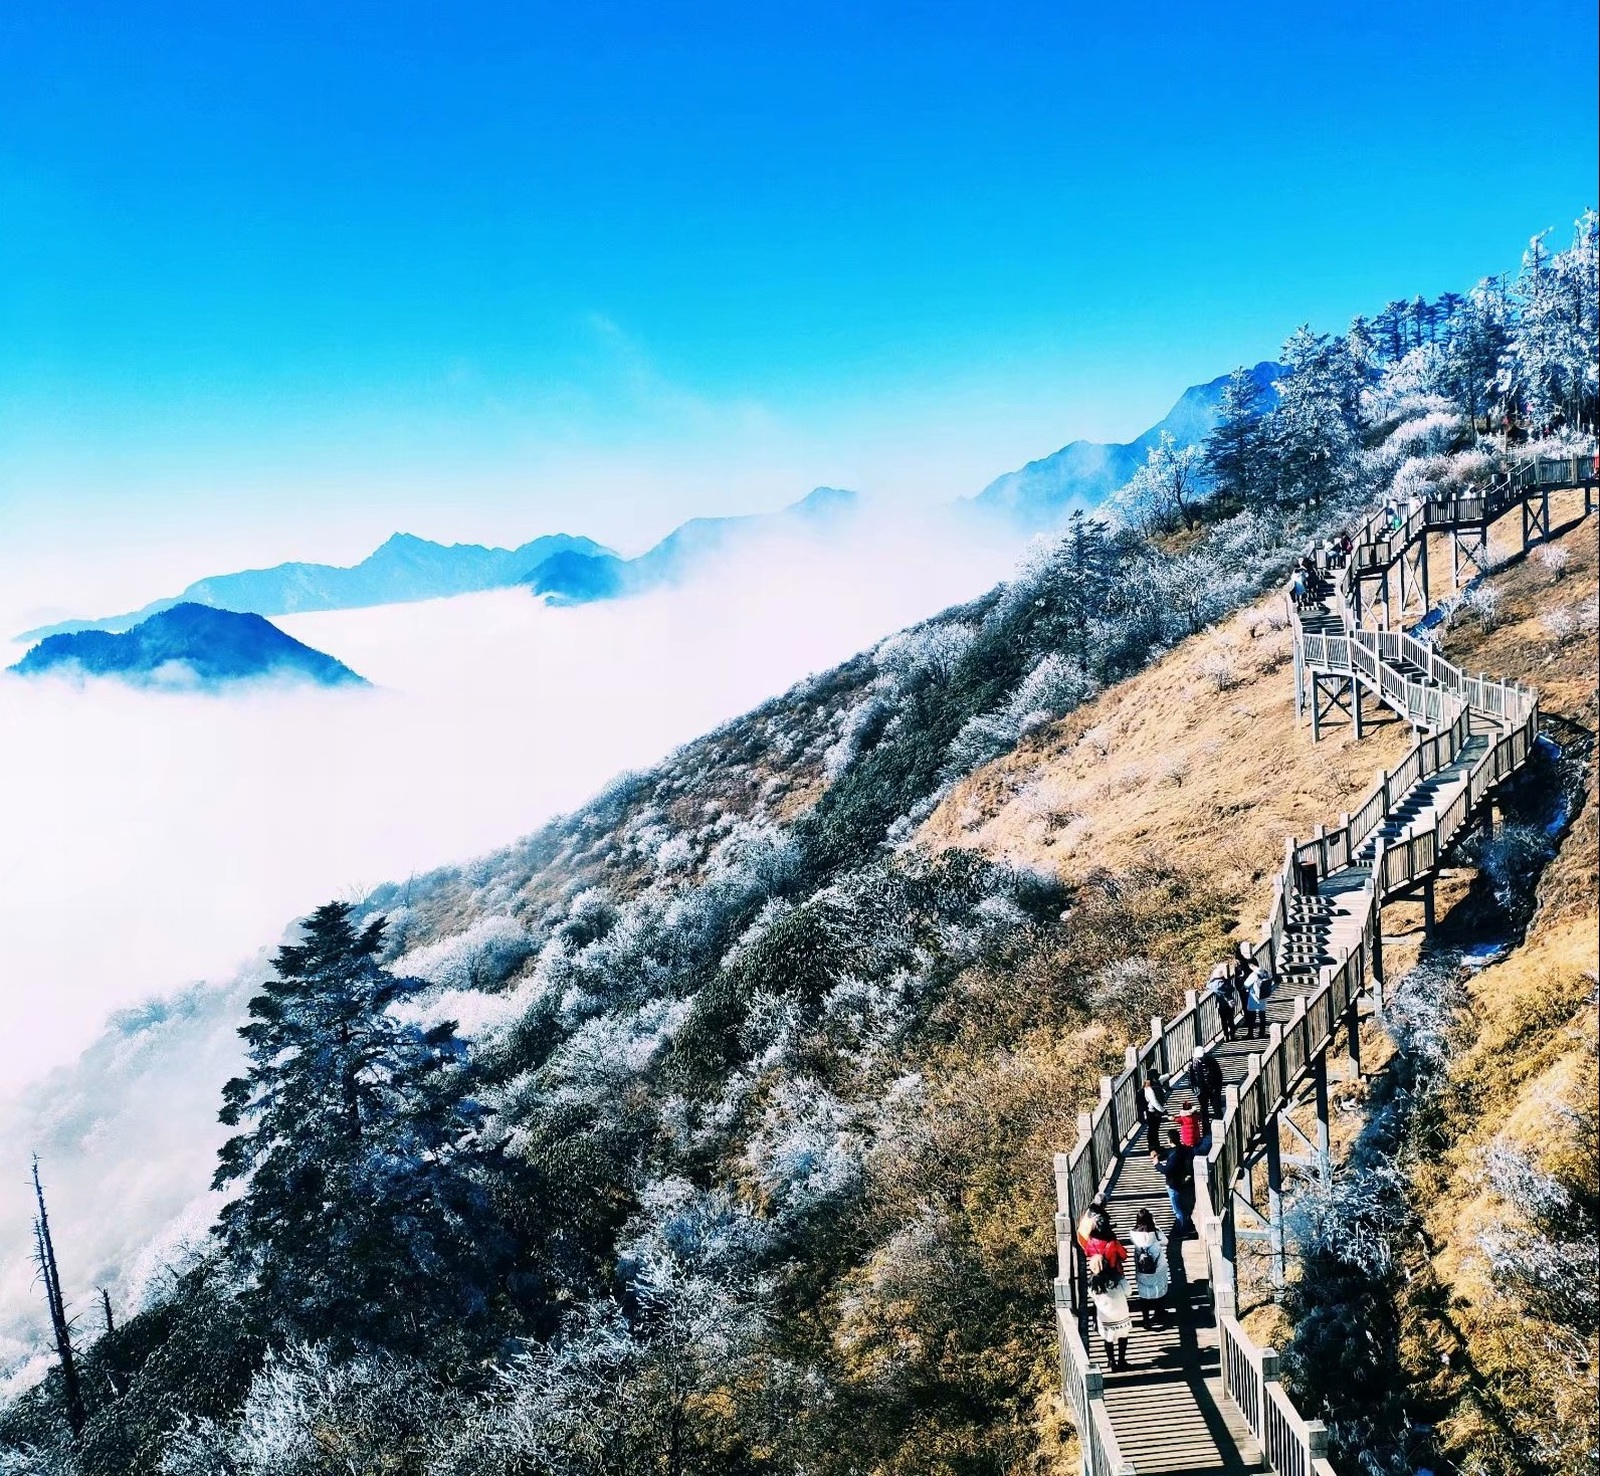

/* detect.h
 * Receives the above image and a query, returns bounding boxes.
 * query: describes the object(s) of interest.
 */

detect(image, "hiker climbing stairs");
[1051,453,1596,1476]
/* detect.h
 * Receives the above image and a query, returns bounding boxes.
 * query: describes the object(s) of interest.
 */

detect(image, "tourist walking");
[1207,964,1237,1040]
[1130,1207,1170,1329]
[1243,962,1271,1039]
[1189,1045,1225,1121]
[1154,1129,1195,1236]
[1087,1251,1134,1371]
[1142,1066,1165,1154]
[1231,941,1254,988]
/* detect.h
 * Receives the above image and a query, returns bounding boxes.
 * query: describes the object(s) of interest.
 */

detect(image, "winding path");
[1052,455,1596,1476]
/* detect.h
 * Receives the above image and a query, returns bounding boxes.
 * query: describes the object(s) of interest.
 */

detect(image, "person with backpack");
[1130,1206,1169,1329]
[1087,1251,1134,1371]
[1141,1065,1166,1154]
[1154,1129,1195,1236]
[1188,1045,1225,1122]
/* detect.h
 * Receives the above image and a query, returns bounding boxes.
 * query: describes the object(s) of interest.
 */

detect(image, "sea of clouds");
[0,508,1022,1381]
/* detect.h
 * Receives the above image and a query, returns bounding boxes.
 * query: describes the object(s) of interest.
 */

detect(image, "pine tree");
[214,902,517,1357]
[1440,280,1510,436]
[1025,511,1123,672]
[1269,327,1362,507]
[1204,365,1271,512]
[1506,213,1600,433]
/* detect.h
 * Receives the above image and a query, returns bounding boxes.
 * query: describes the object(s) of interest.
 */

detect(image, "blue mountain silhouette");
[11,605,366,690]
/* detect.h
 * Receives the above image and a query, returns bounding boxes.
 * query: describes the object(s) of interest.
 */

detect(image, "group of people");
[1076,1201,1170,1371]
[1205,941,1273,1041]
[1073,946,1278,1373]
[1138,1042,1224,1237]
[1288,554,1329,610]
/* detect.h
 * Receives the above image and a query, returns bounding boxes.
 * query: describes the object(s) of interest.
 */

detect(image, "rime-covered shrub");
[742,1079,864,1228]
[1457,583,1502,631]
[158,1345,452,1476]
[1540,606,1577,644]
[1533,542,1571,581]
[395,914,535,994]
[1381,952,1464,1073]
[1198,650,1241,691]
[1286,1137,1413,1275]
[1475,1139,1600,1350]
[873,621,976,688]
[942,654,1097,779]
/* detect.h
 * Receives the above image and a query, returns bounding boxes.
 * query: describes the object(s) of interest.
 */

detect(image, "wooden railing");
[1056,1296,1136,1476]
[1333,450,1595,619]
[1215,1316,1335,1476]
[1298,622,1536,737]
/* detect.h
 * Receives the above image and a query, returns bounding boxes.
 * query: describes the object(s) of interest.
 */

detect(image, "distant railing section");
[1331,449,1595,621]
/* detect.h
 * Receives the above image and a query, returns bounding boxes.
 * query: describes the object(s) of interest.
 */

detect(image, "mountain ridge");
[18,532,609,642]
[526,484,863,604]
[18,359,1278,638]
[970,360,1283,530]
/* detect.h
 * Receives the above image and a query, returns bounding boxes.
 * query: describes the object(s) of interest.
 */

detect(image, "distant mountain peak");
[10,603,367,690]
[971,360,1283,531]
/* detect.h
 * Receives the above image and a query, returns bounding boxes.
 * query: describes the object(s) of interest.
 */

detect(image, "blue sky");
[1,0,1596,595]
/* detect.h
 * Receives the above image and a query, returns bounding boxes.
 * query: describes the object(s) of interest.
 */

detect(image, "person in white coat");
[1130,1206,1170,1329]
[1087,1252,1133,1371]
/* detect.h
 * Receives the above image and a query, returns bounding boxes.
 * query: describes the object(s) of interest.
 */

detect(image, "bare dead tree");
[31,1156,85,1437]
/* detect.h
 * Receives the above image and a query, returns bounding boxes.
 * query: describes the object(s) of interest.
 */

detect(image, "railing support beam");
[1312,1051,1331,1182]
[1265,1108,1286,1291]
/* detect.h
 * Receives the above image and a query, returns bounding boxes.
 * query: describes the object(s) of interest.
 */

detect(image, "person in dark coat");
[1188,1046,1225,1121]
[1153,1130,1195,1236]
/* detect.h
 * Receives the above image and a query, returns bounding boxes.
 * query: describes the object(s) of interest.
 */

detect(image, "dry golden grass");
[917,595,1414,965]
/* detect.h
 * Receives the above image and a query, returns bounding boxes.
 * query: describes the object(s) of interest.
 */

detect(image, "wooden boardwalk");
[1053,458,1596,1476]
[1093,726,1489,1473]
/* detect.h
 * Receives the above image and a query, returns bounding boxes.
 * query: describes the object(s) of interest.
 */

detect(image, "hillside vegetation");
[1,215,1595,1476]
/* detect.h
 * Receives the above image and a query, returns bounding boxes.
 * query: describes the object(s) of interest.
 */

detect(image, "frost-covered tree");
[1120,428,1207,531]
[1268,327,1362,506]
[1204,365,1273,512]
[213,902,518,1357]
[1505,212,1600,433]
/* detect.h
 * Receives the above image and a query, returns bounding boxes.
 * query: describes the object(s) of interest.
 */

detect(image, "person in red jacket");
[1174,1098,1205,1149]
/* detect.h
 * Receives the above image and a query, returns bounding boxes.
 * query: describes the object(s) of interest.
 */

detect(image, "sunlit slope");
[917,594,1413,927]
